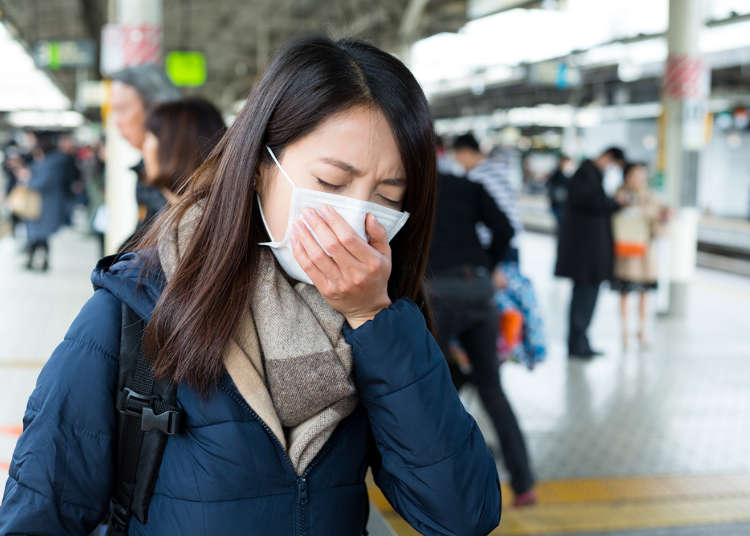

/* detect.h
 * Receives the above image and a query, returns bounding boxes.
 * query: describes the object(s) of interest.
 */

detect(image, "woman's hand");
[290,206,392,329]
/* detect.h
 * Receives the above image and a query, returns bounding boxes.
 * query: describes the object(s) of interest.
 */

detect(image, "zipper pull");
[298,477,308,505]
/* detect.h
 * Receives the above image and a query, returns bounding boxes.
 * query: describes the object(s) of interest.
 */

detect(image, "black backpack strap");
[107,303,183,535]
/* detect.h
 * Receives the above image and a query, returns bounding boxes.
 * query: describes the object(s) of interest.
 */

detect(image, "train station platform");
[1,227,749,535]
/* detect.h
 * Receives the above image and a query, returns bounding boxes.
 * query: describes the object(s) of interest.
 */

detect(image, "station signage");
[33,40,95,70]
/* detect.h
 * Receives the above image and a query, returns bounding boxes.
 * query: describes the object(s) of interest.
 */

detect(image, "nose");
[346,183,373,203]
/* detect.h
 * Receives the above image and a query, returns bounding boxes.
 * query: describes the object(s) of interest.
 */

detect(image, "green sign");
[166,51,207,87]
[33,40,95,70]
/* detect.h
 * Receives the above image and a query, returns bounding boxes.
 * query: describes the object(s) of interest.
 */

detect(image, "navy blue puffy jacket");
[0,251,501,535]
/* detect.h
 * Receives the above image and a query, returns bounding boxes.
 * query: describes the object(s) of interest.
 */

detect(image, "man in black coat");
[427,173,537,506]
[555,147,627,359]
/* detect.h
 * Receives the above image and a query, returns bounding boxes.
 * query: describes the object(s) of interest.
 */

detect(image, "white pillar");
[660,0,708,316]
[103,0,163,255]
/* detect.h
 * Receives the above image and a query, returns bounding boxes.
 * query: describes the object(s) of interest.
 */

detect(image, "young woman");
[141,97,226,207]
[0,37,502,535]
[612,162,669,349]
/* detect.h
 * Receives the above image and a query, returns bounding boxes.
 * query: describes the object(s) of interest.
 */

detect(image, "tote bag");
[7,184,41,221]
[613,207,650,257]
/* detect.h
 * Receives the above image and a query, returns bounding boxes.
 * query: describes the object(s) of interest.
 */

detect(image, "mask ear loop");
[266,146,296,189]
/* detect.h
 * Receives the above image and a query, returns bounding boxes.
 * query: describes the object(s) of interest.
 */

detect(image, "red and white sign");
[101,23,162,75]
[662,53,709,100]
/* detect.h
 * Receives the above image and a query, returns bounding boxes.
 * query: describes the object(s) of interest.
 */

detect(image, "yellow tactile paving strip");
[367,474,750,535]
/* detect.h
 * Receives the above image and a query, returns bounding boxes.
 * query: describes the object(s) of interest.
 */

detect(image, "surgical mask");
[257,146,410,285]
[602,165,623,197]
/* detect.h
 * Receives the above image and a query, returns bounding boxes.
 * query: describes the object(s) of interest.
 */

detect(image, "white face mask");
[257,146,410,285]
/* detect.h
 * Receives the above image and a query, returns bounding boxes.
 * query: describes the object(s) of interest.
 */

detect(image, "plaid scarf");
[157,200,358,474]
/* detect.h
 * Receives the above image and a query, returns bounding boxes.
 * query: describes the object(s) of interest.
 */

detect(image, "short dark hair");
[111,64,181,108]
[145,97,226,192]
[601,146,626,165]
[34,131,58,155]
[452,132,480,152]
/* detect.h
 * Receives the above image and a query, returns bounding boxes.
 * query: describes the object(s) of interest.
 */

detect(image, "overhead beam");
[400,0,431,41]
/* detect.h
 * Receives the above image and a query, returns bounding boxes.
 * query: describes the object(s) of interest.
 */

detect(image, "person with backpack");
[0,37,502,535]
[427,170,538,508]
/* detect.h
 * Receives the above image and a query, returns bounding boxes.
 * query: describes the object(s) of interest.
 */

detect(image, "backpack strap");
[107,302,183,534]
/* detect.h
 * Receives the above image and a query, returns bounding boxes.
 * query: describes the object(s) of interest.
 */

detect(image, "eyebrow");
[319,157,406,186]
[320,157,362,176]
[381,177,406,187]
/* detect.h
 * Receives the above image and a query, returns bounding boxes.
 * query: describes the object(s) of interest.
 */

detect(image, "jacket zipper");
[221,381,333,535]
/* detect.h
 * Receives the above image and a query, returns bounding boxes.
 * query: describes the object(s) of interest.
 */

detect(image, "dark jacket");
[428,173,514,275]
[555,159,620,283]
[25,151,69,241]
[0,251,501,535]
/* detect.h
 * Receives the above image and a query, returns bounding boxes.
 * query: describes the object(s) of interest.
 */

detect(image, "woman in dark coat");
[0,37,501,535]
[22,133,70,271]
[555,147,626,358]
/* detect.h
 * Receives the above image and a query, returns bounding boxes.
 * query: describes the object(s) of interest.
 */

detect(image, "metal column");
[660,0,708,316]
[103,0,163,254]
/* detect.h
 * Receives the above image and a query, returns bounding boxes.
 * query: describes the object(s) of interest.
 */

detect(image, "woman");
[118,98,226,254]
[0,37,502,535]
[141,97,226,207]
[611,162,669,349]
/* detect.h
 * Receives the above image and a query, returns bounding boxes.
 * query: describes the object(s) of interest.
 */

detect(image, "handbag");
[7,184,42,221]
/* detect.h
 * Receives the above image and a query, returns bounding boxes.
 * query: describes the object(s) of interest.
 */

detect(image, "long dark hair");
[145,97,226,192]
[134,36,437,395]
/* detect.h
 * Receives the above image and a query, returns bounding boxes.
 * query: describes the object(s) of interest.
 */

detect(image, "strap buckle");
[141,406,183,435]
[118,387,183,435]
[119,387,157,417]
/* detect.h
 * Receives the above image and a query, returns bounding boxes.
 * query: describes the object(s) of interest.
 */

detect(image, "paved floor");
[1,227,749,534]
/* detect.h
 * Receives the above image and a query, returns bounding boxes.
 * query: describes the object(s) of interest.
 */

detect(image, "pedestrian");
[18,132,69,271]
[452,132,523,263]
[57,132,83,225]
[611,162,670,350]
[109,64,180,244]
[141,97,226,206]
[555,146,628,359]
[547,154,574,229]
[0,36,501,535]
[428,169,538,507]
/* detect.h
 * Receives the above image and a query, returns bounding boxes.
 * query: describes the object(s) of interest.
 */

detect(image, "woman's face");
[626,165,647,191]
[142,130,159,183]
[258,105,406,242]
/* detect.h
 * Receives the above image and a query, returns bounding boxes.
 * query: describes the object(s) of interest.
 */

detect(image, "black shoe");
[587,348,604,357]
[569,352,595,360]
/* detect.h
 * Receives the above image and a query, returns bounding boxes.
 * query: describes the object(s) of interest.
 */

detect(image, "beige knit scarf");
[157,200,358,475]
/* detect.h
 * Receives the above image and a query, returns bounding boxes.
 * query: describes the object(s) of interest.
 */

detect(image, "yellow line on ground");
[367,474,750,535]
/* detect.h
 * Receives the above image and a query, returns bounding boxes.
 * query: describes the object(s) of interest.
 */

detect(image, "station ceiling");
[0,0,471,109]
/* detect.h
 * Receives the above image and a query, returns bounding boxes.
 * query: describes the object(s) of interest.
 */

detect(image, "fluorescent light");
[0,22,71,111]
[7,110,84,128]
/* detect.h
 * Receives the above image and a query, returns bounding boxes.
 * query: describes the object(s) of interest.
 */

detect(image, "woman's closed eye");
[315,177,345,191]
[377,194,401,207]
[316,176,402,208]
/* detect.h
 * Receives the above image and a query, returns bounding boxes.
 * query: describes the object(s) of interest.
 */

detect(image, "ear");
[254,164,266,194]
